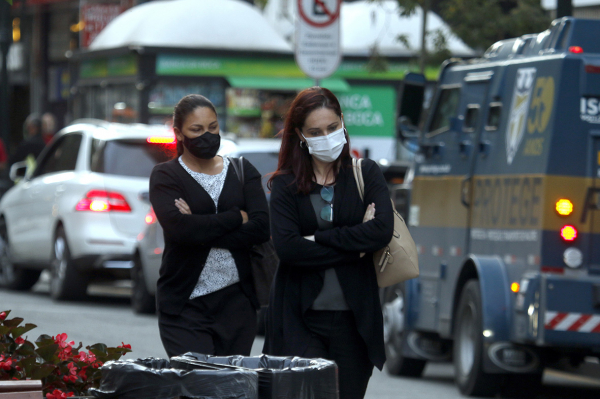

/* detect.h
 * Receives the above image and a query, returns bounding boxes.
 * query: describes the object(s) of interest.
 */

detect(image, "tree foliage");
[440,0,550,52]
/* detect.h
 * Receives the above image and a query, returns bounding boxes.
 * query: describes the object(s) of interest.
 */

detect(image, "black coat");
[149,157,270,315]
[263,158,393,370]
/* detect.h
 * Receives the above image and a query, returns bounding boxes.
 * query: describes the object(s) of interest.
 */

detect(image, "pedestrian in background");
[263,87,394,399]
[41,112,57,144]
[149,94,270,358]
[8,113,46,169]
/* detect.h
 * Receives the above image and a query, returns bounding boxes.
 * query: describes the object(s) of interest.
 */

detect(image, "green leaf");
[6,0,13,6]
[18,357,36,375]
[15,341,36,356]
[35,334,55,347]
[0,325,10,335]
[3,317,23,328]
[11,323,37,338]
[36,342,59,362]
[31,363,56,379]
[88,343,107,357]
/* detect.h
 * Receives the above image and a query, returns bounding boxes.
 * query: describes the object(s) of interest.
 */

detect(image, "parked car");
[131,138,281,315]
[0,119,178,300]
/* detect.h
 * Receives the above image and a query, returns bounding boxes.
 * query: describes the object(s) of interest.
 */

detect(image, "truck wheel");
[0,218,40,290]
[454,280,501,397]
[383,285,427,377]
[50,227,88,300]
[131,253,156,314]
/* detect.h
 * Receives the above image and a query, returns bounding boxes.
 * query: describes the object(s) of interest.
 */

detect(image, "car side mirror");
[9,161,28,182]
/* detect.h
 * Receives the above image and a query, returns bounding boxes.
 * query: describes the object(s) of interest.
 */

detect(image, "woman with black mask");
[149,94,270,357]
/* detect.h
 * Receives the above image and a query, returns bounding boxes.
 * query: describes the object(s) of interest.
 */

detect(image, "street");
[1,274,600,399]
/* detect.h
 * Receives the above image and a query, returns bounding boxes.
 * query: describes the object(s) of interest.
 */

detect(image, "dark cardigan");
[263,158,394,370]
[149,157,270,315]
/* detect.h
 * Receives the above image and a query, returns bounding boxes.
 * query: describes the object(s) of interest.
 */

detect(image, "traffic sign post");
[295,0,342,82]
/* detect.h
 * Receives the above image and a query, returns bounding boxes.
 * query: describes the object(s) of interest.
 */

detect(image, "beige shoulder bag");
[352,158,419,287]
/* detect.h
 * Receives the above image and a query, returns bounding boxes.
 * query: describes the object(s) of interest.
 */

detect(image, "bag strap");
[352,158,365,201]
[228,156,245,185]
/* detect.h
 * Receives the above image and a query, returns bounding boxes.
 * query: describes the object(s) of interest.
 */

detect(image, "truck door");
[587,137,600,275]
[436,74,493,333]
[406,70,490,333]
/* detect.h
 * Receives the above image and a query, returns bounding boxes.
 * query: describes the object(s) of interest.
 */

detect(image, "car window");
[34,133,82,177]
[428,87,461,135]
[90,139,173,178]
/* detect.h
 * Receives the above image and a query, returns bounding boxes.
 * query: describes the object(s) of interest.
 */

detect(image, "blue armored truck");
[385,17,600,397]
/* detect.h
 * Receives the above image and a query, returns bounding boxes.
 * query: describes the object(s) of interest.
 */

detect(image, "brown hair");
[173,94,217,157]
[268,87,350,195]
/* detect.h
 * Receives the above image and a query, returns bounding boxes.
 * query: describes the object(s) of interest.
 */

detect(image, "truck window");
[428,87,460,135]
[485,103,502,131]
[464,105,480,132]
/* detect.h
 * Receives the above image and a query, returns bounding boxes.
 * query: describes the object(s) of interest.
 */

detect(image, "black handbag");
[228,156,278,307]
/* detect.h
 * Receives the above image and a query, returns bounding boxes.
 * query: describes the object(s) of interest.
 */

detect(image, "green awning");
[226,76,351,92]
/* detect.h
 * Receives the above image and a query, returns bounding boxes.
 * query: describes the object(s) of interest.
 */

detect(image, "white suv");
[0,119,175,300]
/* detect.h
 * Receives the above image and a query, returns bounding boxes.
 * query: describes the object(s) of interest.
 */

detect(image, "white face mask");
[302,124,347,163]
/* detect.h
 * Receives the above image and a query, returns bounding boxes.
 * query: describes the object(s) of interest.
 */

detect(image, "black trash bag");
[88,357,258,399]
[171,353,338,399]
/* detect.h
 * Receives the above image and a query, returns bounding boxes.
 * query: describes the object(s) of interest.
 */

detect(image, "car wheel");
[50,227,88,300]
[383,285,427,377]
[454,280,501,397]
[0,218,41,290]
[131,253,156,314]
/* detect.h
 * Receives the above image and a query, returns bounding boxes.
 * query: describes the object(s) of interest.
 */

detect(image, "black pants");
[302,310,374,399]
[158,283,257,358]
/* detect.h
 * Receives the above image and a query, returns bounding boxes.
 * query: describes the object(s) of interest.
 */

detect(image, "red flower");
[46,389,74,399]
[58,345,73,361]
[77,365,88,381]
[118,342,132,355]
[0,311,6,320]
[61,362,77,383]
[15,337,25,345]
[0,355,13,370]
[53,333,74,349]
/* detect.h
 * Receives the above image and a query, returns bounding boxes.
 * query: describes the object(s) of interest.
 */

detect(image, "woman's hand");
[363,203,376,223]
[174,198,191,214]
[241,210,249,224]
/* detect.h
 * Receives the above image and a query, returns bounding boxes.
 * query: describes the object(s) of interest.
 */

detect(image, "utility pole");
[419,0,431,74]
[556,0,573,18]
[0,0,11,154]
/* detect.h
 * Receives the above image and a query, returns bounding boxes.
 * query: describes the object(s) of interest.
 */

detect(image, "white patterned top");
[178,156,240,298]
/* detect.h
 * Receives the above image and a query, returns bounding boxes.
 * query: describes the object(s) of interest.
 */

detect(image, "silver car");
[132,138,281,314]
[0,119,175,300]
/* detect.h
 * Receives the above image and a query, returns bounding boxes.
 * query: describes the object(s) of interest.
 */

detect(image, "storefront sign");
[295,0,342,79]
[338,86,396,137]
[80,3,122,48]
[156,54,439,81]
[80,55,137,79]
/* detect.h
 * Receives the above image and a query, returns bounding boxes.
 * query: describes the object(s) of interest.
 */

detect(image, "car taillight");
[585,64,600,74]
[555,199,573,216]
[147,136,176,145]
[145,207,157,224]
[569,46,584,54]
[76,190,132,212]
[560,225,578,242]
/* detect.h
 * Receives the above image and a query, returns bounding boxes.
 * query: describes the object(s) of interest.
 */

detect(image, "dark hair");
[173,94,217,157]
[268,87,350,195]
[24,113,42,136]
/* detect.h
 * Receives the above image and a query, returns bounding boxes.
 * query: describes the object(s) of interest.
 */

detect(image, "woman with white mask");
[263,87,394,399]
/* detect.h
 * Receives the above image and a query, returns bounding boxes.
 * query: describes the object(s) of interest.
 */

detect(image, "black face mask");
[182,132,221,159]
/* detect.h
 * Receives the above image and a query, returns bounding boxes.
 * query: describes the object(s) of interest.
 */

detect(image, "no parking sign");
[295,0,342,80]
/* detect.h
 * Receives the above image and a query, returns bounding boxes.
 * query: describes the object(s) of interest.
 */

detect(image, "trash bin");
[88,357,258,399]
[171,353,338,399]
